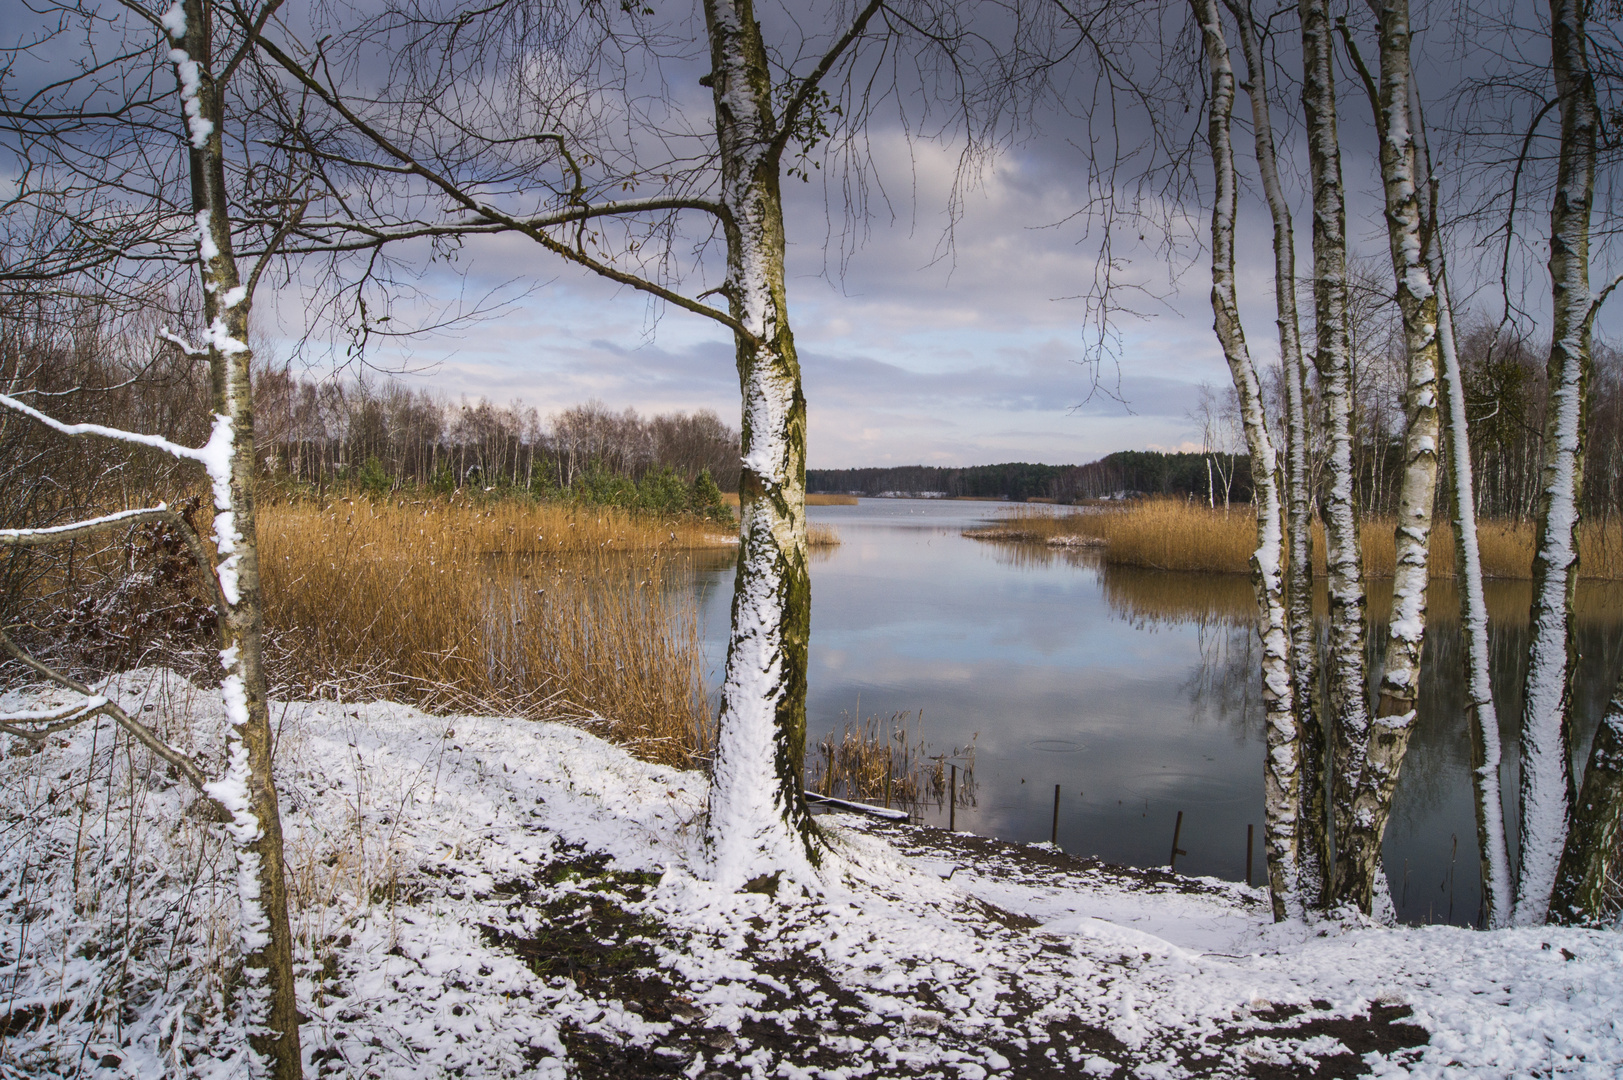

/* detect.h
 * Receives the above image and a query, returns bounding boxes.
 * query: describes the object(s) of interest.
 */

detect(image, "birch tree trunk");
[1334,0,1442,917]
[1550,671,1623,925]
[1438,267,1514,927]
[166,2,303,1071]
[1412,78,1513,923]
[702,0,817,890]
[1514,0,1597,927]
[1232,0,1324,911]
[1192,0,1299,922]
[1301,0,1369,911]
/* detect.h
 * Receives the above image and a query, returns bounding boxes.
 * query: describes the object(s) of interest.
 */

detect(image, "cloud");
[259,110,1257,467]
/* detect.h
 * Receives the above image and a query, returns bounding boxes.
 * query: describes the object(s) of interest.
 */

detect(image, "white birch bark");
[1438,270,1514,927]
[1232,0,1324,912]
[1411,80,1513,923]
[1192,0,1299,922]
[1514,0,1597,928]
[163,2,303,1070]
[1335,0,1443,917]
[701,0,817,891]
[1300,0,1369,911]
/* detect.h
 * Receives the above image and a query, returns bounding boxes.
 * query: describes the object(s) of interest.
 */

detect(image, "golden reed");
[257,498,725,768]
[967,499,1623,580]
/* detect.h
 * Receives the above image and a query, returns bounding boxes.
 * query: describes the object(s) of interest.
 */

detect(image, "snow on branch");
[0,695,111,739]
[0,504,228,616]
[0,506,176,546]
[0,628,211,792]
[0,392,207,463]
[157,326,205,355]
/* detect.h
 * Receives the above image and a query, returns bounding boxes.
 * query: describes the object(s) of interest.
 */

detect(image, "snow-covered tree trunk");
[1301,0,1369,911]
[1514,0,1597,928]
[1550,671,1623,925]
[165,1,303,1070]
[1334,0,1442,917]
[1415,129,1514,924]
[1233,0,1324,913]
[702,0,817,890]
[1192,0,1299,922]
[1437,267,1513,927]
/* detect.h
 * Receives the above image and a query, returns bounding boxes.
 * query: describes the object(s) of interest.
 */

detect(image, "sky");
[277,129,1268,470]
[255,0,1618,472]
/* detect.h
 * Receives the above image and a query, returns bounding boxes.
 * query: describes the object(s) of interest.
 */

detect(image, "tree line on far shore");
[0,317,740,533]
[807,452,1255,503]
[813,330,1623,521]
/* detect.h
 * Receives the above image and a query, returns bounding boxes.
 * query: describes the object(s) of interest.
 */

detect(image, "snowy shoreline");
[1,669,1618,1078]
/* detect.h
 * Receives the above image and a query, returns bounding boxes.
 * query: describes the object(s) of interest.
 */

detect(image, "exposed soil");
[455,832,1429,1079]
[1231,1002,1429,1079]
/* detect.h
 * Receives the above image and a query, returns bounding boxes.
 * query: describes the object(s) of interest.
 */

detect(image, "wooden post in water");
[1169,810,1188,869]
[1246,823,1254,886]
[949,763,957,831]
[1052,784,1061,846]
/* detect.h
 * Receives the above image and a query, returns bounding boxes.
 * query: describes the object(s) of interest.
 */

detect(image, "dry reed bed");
[806,711,975,814]
[258,500,718,768]
[807,523,842,547]
[968,501,1623,580]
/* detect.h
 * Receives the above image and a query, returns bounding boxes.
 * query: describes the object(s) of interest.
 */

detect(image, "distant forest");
[807,452,1254,503]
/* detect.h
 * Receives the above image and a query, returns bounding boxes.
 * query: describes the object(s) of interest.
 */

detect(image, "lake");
[683,497,1623,927]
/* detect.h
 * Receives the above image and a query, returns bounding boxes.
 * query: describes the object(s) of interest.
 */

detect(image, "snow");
[706,492,814,889]
[0,695,107,722]
[0,505,168,543]
[194,211,219,262]
[197,414,241,605]
[1516,244,1590,925]
[0,391,206,463]
[2,670,1620,1077]
[160,1,186,38]
[167,51,213,150]
[0,391,241,613]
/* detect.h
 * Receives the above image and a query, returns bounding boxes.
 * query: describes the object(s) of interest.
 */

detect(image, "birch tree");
[1227,0,1324,913]
[0,0,305,1071]
[1410,89,1513,927]
[1318,0,1444,917]
[249,0,1020,890]
[1299,0,1376,918]
[1190,0,1299,921]
[1514,0,1600,928]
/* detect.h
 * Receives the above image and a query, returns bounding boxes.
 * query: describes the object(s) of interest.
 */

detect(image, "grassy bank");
[967,499,1623,579]
[258,499,724,767]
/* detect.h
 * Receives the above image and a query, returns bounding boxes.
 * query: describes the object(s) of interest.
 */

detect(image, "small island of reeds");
[965,498,1623,579]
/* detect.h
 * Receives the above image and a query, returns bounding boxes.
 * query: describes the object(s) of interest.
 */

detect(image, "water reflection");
[681,500,1623,927]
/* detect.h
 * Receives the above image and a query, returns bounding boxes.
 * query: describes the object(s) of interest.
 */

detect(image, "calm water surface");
[683,498,1623,927]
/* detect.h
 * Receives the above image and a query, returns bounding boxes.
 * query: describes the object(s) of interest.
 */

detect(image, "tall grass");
[968,500,1623,579]
[258,499,720,768]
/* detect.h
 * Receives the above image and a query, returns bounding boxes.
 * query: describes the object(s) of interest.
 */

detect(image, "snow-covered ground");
[1,669,1618,1078]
